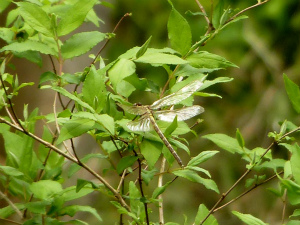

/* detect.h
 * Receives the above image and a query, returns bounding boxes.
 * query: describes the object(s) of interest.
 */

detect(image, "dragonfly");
[118,80,204,168]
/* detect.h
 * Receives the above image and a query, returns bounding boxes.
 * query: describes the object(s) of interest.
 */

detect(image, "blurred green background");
[1,0,300,224]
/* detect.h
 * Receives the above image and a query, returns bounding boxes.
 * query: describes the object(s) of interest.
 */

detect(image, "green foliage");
[0,0,299,224]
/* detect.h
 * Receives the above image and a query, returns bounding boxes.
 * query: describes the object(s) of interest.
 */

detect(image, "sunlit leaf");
[30,180,63,200]
[61,31,106,59]
[232,211,269,225]
[194,204,218,225]
[17,2,53,37]
[57,118,95,144]
[1,40,57,56]
[283,74,300,114]
[57,0,98,36]
[202,133,243,154]
[167,5,192,55]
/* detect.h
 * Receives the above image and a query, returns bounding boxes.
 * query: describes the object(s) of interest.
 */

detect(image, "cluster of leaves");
[0,0,300,225]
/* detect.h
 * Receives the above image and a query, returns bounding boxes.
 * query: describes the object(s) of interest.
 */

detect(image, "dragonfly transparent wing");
[156,105,204,122]
[117,103,148,115]
[151,80,203,109]
[127,116,152,131]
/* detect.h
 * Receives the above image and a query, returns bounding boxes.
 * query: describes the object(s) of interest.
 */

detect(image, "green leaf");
[25,201,49,214]
[202,133,243,154]
[129,181,143,217]
[82,65,107,113]
[39,72,58,85]
[14,51,43,67]
[116,156,138,175]
[212,0,224,29]
[17,2,53,37]
[57,118,95,144]
[221,15,248,30]
[1,40,57,56]
[59,205,102,222]
[134,52,187,65]
[108,58,136,93]
[194,204,218,225]
[73,112,115,135]
[0,203,25,219]
[186,51,237,71]
[200,77,234,90]
[236,128,245,148]
[173,169,219,193]
[283,74,300,114]
[232,211,269,225]
[187,151,219,167]
[0,27,14,43]
[290,209,300,218]
[62,185,94,202]
[61,31,106,59]
[140,140,162,168]
[167,5,192,55]
[291,144,300,184]
[164,116,178,137]
[57,0,98,36]
[0,165,24,177]
[152,181,172,199]
[0,0,11,14]
[136,36,152,58]
[68,154,106,178]
[49,86,95,112]
[280,179,300,205]
[30,180,63,200]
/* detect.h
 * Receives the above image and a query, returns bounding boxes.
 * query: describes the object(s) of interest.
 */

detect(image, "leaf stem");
[158,158,166,224]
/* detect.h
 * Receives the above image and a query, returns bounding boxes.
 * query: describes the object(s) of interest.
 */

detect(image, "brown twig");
[194,0,213,34]
[91,13,132,66]
[224,0,270,25]
[0,190,23,219]
[281,189,287,224]
[158,158,166,224]
[213,171,283,212]
[134,149,150,225]
[0,63,27,133]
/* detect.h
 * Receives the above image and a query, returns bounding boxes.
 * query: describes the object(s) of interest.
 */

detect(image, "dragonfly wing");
[151,80,203,109]
[117,103,147,115]
[127,116,152,132]
[156,105,204,122]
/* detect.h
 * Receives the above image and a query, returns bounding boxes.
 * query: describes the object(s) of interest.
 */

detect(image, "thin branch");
[281,189,287,224]
[0,190,23,219]
[158,158,166,225]
[117,170,127,193]
[135,150,150,225]
[48,55,57,75]
[0,116,130,211]
[194,0,210,26]
[224,0,270,25]
[213,171,283,212]
[0,69,27,133]
[91,13,132,66]
[200,125,300,224]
